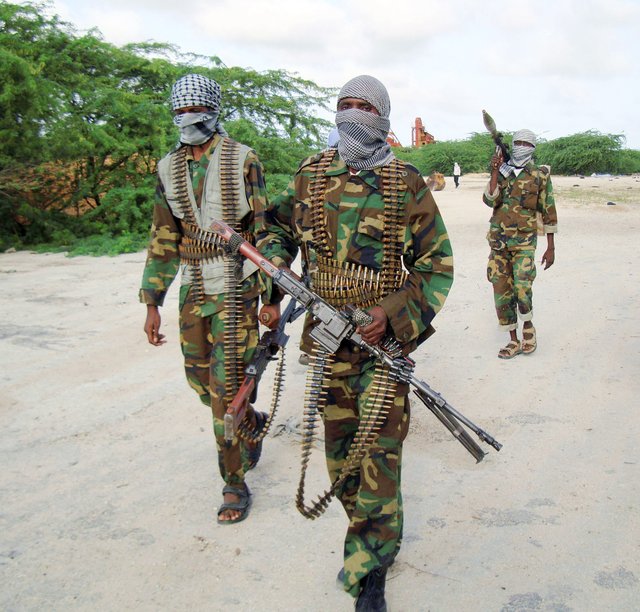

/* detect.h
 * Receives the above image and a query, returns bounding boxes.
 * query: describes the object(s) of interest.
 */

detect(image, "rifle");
[224,297,305,442]
[482,109,510,164]
[211,219,502,461]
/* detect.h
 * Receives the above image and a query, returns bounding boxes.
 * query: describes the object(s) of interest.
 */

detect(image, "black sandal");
[217,484,251,525]
[246,411,268,470]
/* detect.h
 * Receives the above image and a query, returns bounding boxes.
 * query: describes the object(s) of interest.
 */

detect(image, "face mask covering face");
[335,108,393,170]
[510,144,534,167]
[173,112,217,145]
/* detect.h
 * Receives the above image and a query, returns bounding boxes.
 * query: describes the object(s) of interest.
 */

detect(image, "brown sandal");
[522,326,537,354]
[498,340,522,359]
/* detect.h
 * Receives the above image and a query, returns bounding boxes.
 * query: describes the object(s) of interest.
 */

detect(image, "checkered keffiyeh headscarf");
[335,75,394,170]
[170,74,221,111]
[512,129,537,147]
[500,128,537,175]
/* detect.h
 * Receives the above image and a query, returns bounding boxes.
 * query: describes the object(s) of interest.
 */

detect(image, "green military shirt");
[139,135,269,315]
[483,162,558,250]
[256,151,454,372]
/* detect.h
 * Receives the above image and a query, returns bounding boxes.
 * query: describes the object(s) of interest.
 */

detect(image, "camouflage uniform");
[256,150,453,596]
[139,134,271,486]
[483,163,558,330]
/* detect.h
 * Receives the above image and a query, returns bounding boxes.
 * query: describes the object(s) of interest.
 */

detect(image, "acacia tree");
[0,1,333,251]
[535,131,624,175]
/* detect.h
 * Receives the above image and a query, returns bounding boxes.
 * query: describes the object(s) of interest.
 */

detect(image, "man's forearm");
[547,233,555,250]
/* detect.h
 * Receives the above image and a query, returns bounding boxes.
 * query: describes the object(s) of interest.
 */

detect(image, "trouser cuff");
[500,322,518,332]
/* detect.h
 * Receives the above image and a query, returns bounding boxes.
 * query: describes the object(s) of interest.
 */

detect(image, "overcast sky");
[40,0,640,149]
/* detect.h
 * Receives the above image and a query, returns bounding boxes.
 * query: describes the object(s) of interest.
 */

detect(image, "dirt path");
[1,174,639,611]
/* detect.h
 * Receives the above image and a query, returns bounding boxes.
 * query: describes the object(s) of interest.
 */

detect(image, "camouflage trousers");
[179,292,260,486]
[324,367,410,597]
[487,247,537,330]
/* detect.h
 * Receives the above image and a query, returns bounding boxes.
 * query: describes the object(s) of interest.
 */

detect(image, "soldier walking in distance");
[257,75,454,611]
[483,129,558,358]
[140,74,278,524]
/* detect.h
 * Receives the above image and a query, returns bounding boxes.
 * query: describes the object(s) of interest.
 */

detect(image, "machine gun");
[483,109,510,164]
[224,297,305,442]
[211,219,502,461]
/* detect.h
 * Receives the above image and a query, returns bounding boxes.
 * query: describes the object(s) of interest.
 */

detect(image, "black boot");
[355,566,387,612]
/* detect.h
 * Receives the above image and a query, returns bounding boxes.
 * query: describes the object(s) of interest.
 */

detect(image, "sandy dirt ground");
[1,173,639,612]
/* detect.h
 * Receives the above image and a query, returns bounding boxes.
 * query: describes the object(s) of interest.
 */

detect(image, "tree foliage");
[535,131,625,176]
[395,133,497,175]
[395,131,640,178]
[1,1,638,255]
[0,1,332,252]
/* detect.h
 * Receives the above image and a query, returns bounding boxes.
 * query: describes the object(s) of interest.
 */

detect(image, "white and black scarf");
[335,75,394,170]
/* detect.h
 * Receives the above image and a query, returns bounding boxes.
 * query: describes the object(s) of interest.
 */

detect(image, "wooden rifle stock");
[225,378,257,441]
[223,296,304,443]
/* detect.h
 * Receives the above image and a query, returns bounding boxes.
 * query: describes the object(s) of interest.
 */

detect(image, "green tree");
[0,1,332,253]
[395,133,497,176]
[535,131,625,175]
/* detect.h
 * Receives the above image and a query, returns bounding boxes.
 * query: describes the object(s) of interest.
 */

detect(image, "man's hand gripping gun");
[212,220,502,461]
[224,297,305,443]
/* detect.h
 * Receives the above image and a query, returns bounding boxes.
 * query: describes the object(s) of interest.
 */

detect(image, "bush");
[535,131,624,175]
[395,133,498,175]
[266,173,292,201]
[395,131,640,177]
[613,148,640,175]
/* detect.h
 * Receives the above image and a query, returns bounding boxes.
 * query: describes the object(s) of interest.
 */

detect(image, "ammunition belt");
[178,222,253,264]
[171,139,246,401]
[219,138,244,401]
[236,347,286,444]
[311,253,407,310]
[295,343,398,519]
[379,158,407,296]
[294,152,408,518]
[171,146,205,302]
[309,150,336,257]
[307,150,408,300]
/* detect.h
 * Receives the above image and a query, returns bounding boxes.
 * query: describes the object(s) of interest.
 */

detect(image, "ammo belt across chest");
[295,151,407,518]
[171,140,246,404]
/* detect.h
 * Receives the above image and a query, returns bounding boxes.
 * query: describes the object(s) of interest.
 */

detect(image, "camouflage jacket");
[483,162,558,250]
[255,151,454,372]
[139,135,269,313]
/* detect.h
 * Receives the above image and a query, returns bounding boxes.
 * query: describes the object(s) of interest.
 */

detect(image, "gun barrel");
[410,377,502,452]
[413,389,486,462]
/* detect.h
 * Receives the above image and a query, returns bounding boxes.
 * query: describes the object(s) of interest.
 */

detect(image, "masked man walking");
[140,74,278,524]
[257,75,454,611]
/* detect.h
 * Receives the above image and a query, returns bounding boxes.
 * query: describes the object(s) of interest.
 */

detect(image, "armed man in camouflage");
[483,129,558,358]
[140,74,278,524]
[256,75,454,611]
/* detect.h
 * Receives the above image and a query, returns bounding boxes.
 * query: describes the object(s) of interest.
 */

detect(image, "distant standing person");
[139,74,277,524]
[453,161,461,188]
[483,129,558,358]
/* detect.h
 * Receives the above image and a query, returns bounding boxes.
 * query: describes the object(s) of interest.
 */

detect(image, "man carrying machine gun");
[256,75,454,611]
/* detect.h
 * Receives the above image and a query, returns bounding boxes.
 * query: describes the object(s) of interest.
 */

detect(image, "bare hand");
[144,305,166,346]
[356,305,388,346]
[541,248,555,270]
[259,303,281,330]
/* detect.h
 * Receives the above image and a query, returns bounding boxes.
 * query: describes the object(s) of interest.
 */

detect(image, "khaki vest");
[157,141,259,295]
